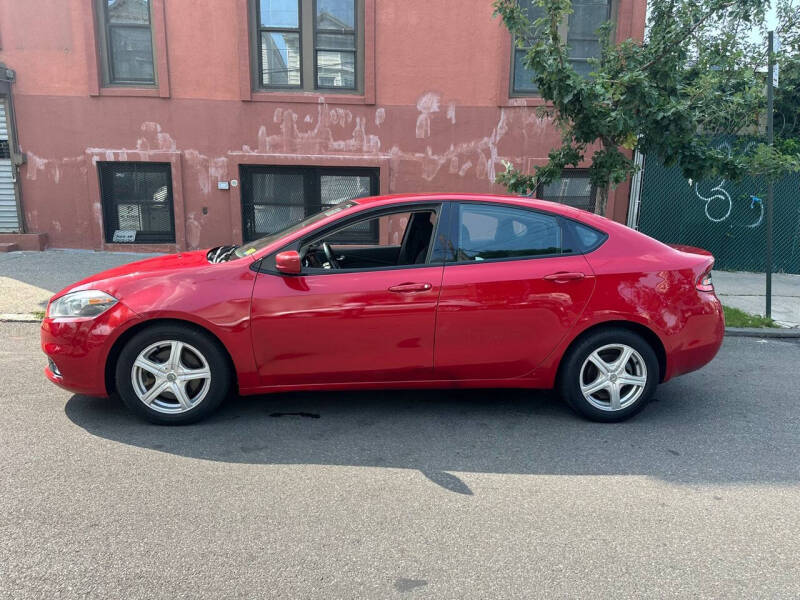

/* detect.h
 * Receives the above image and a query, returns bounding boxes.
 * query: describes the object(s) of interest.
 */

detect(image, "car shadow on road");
[64,367,800,493]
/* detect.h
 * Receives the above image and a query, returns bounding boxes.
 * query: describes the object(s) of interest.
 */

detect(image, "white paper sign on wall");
[112,230,137,243]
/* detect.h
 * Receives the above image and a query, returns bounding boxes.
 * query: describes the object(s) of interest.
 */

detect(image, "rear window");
[566,220,607,253]
[456,204,563,261]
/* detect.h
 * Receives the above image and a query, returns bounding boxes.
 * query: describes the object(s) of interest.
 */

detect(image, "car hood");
[52,250,217,300]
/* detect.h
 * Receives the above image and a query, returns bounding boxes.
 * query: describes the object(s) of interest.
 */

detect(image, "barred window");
[240,165,377,242]
[253,0,362,92]
[98,162,175,243]
[538,171,596,212]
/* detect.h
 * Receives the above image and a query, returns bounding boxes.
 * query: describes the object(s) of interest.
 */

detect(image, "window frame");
[239,165,379,243]
[509,0,613,98]
[443,201,607,266]
[255,0,304,89]
[257,202,446,275]
[313,0,359,91]
[251,0,364,94]
[448,201,568,265]
[565,0,613,77]
[95,0,158,87]
[98,161,176,244]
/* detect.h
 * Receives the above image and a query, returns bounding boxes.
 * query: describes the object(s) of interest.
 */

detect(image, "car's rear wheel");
[559,328,659,422]
[115,324,231,425]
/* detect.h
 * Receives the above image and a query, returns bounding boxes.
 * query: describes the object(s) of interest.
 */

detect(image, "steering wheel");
[321,242,340,269]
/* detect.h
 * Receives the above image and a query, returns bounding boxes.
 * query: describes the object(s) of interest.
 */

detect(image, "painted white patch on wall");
[24,152,49,181]
[137,121,177,152]
[416,92,441,139]
[186,211,202,249]
[92,202,103,227]
[447,102,456,124]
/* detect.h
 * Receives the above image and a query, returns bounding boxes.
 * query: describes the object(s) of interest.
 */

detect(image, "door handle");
[388,282,432,293]
[543,272,586,282]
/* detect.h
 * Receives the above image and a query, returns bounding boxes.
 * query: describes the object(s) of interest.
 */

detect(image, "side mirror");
[275,250,302,275]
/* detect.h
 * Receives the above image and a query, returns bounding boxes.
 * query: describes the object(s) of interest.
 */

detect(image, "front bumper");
[41,301,141,397]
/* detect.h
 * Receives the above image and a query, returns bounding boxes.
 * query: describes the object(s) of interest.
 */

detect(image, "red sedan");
[41,194,724,424]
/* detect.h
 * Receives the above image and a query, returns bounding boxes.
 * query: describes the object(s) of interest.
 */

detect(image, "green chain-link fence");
[637,141,800,274]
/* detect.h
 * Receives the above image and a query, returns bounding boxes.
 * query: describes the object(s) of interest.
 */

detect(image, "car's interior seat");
[398,212,434,264]
[460,225,471,246]
[496,218,517,243]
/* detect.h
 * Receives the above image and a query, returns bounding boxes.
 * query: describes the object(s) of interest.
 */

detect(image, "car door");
[249,204,445,386]
[433,201,596,380]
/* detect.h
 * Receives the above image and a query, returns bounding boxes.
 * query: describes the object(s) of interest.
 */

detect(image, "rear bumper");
[663,292,725,381]
[41,302,142,397]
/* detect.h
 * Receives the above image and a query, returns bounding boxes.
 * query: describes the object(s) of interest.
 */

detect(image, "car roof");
[352,192,606,224]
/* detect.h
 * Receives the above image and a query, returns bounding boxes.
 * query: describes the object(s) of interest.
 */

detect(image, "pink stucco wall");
[0,0,645,251]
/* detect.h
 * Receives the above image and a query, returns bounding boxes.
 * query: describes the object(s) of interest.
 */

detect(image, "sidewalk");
[1,250,798,327]
[0,249,162,316]
[712,270,800,328]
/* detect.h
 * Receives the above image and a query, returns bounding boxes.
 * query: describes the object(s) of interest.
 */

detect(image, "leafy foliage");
[493,0,800,214]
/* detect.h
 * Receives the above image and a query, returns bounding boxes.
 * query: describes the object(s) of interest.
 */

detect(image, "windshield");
[235,202,357,258]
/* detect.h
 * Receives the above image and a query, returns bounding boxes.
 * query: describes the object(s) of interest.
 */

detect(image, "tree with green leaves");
[493,0,800,215]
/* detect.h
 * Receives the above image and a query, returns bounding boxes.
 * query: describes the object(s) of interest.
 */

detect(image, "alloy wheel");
[130,340,211,414]
[579,343,648,412]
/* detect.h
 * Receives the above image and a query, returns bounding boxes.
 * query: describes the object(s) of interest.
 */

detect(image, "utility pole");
[765,31,775,318]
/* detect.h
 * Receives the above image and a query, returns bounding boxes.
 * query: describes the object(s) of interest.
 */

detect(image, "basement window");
[98,162,175,244]
[240,165,378,242]
[537,171,596,212]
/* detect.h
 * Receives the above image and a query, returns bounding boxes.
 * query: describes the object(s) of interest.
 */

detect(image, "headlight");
[48,290,118,318]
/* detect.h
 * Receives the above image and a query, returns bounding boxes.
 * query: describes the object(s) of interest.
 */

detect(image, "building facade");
[0,0,645,252]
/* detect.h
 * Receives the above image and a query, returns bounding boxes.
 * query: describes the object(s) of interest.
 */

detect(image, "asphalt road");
[1,322,799,599]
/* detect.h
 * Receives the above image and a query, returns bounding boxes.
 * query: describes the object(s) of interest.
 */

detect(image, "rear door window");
[565,220,607,253]
[455,203,563,261]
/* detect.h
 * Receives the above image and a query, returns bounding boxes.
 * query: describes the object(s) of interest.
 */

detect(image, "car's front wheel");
[559,328,659,422]
[115,324,231,425]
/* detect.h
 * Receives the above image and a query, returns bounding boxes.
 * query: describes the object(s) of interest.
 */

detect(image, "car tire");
[115,323,231,425]
[558,328,659,422]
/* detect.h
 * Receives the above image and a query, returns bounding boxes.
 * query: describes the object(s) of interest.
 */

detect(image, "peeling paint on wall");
[18,94,561,250]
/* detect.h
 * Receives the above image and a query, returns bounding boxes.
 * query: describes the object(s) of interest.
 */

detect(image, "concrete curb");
[725,327,800,338]
[0,314,41,323]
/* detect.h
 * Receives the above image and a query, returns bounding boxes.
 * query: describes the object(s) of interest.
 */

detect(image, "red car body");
[42,194,724,400]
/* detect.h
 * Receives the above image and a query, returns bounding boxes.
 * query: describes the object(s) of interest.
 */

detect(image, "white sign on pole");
[773,33,781,89]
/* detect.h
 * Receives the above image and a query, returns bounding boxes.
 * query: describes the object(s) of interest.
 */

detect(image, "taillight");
[696,270,714,292]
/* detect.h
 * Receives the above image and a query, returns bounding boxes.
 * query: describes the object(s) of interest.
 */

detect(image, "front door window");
[301,209,437,271]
